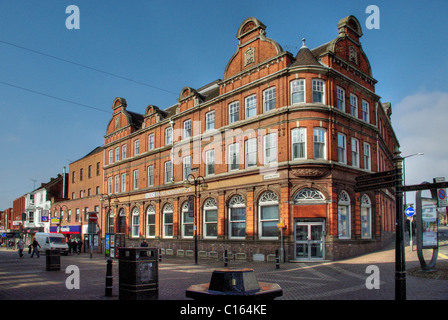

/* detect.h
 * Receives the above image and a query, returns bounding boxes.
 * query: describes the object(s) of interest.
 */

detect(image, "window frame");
[245,94,257,119]
[292,127,306,160]
[291,79,305,104]
[263,87,276,112]
[312,79,325,104]
[313,128,327,160]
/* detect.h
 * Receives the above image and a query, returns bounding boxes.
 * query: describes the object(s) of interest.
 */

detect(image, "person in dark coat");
[72,239,77,254]
[30,238,41,258]
[77,239,83,254]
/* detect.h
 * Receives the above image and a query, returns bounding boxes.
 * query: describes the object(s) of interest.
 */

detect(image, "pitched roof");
[290,40,321,68]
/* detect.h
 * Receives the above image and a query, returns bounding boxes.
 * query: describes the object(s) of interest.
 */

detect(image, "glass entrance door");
[295,220,325,260]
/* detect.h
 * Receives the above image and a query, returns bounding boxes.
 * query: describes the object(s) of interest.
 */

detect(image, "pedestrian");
[30,238,41,258]
[67,238,72,254]
[140,239,148,247]
[17,238,25,258]
[77,239,83,254]
[72,239,77,254]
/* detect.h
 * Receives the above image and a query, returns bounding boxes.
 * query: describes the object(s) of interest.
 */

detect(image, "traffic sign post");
[405,207,415,217]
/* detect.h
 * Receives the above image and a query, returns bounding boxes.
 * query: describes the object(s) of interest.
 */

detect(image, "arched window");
[181,201,194,238]
[338,191,351,239]
[163,203,173,238]
[229,195,246,239]
[294,188,325,203]
[146,205,155,238]
[117,208,126,234]
[361,195,372,239]
[203,198,218,238]
[131,206,140,238]
[258,191,279,239]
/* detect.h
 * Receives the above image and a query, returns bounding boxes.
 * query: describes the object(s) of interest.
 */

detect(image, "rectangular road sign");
[435,177,447,207]
[355,169,399,192]
[355,180,399,192]
[355,169,396,182]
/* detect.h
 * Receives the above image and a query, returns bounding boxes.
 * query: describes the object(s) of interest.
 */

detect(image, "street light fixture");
[183,174,208,265]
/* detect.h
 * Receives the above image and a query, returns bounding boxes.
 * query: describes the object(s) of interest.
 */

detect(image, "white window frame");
[313,128,326,160]
[205,150,215,176]
[203,198,218,239]
[131,206,140,238]
[229,101,239,124]
[115,147,120,162]
[245,94,257,118]
[146,205,156,238]
[184,119,191,139]
[229,195,246,239]
[165,127,172,145]
[338,191,351,239]
[263,132,277,165]
[147,165,154,187]
[361,194,372,239]
[108,177,113,195]
[133,169,139,190]
[148,133,155,150]
[336,86,345,111]
[245,138,257,168]
[291,79,305,104]
[258,191,279,240]
[121,173,126,192]
[162,203,173,238]
[350,94,358,118]
[351,138,359,168]
[122,144,127,159]
[292,127,306,160]
[134,139,140,155]
[312,79,325,103]
[206,111,215,131]
[363,142,371,170]
[228,143,239,171]
[183,156,191,180]
[164,161,172,183]
[109,150,113,164]
[181,201,194,239]
[338,133,347,164]
[263,87,276,112]
[362,100,370,122]
[114,175,119,193]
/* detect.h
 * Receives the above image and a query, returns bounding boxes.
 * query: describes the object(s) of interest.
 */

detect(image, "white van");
[34,232,69,255]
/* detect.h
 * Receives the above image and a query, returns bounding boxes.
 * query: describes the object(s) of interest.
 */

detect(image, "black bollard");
[158,248,162,262]
[105,258,113,297]
[275,249,280,269]
[224,250,228,267]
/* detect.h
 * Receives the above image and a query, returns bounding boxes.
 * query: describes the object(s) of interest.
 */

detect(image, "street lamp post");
[403,152,424,251]
[183,174,208,265]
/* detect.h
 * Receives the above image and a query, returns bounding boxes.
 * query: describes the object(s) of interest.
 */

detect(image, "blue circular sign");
[405,207,415,217]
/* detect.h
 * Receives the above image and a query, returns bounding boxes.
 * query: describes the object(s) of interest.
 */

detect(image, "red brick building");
[101,16,399,261]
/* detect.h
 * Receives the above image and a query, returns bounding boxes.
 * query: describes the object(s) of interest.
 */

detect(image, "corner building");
[102,16,399,261]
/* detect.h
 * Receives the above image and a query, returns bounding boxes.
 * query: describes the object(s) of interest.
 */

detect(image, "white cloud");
[393,91,448,187]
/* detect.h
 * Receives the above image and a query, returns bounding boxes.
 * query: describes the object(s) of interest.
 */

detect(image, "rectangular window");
[205,150,215,176]
[313,128,326,159]
[338,133,346,164]
[147,165,154,187]
[88,165,92,178]
[165,161,172,183]
[183,156,191,180]
[148,133,155,150]
[245,95,257,118]
[364,143,371,170]
[229,101,239,124]
[96,162,100,176]
[229,143,239,171]
[263,87,276,112]
[263,133,277,165]
[291,79,305,104]
[165,127,172,145]
[350,94,358,118]
[115,147,120,162]
[362,100,370,122]
[109,150,113,164]
[122,144,127,159]
[204,209,218,238]
[133,170,139,189]
[292,128,306,160]
[121,173,126,192]
[245,138,257,168]
[351,138,359,167]
[134,140,140,155]
[312,79,325,103]
[108,177,112,194]
[114,175,119,193]
[184,120,191,139]
[336,87,345,111]
[206,111,215,131]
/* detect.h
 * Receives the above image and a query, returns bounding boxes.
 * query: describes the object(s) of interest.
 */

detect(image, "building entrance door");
[294,219,325,260]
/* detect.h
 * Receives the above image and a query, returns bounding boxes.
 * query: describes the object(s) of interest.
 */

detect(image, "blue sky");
[1,0,447,210]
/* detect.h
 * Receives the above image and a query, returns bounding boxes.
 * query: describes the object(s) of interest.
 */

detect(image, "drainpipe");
[62,167,66,199]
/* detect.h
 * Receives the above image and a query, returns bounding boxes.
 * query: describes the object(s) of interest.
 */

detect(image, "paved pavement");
[0,235,447,303]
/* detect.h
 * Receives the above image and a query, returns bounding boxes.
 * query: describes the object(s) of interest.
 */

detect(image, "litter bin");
[46,250,61,271]
[119,247,158,300]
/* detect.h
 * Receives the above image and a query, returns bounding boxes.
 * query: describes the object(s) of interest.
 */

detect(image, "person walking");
[72,239,77,255]
[17,238,25,258]
[77,239,82,255]
[30,238,41,258]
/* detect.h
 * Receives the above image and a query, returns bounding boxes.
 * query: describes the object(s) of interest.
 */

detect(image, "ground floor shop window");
[182,201,194,238]
[229,195,246,238]
[146,205,155,237]
[131,207,140,238]
[338,191,351,239]
[361,194,372,238]
[163,203,173,238]
[258,191,279,239]
[203,198,218,238]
